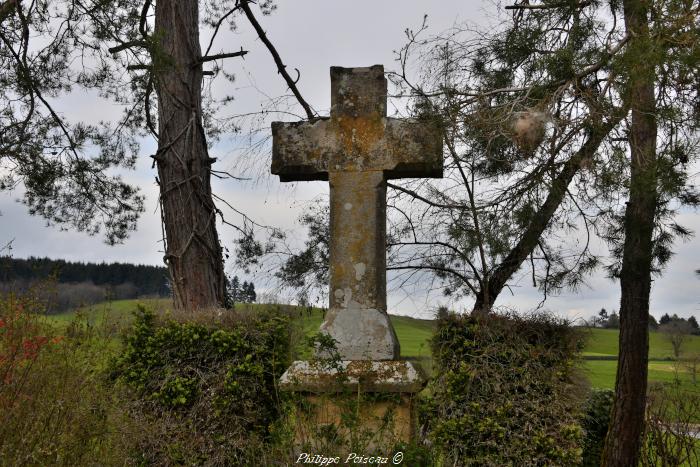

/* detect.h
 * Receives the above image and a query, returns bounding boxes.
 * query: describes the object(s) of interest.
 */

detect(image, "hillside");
[47,300,700,390]
[0,256,169,296]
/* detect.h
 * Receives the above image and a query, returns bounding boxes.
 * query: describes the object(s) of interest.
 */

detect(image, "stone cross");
[272,65,442,360]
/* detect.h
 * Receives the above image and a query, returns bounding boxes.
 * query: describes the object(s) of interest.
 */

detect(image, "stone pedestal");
[279,360,425,452]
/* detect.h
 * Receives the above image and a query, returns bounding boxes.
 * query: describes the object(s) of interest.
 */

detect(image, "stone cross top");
[272,65,442,360]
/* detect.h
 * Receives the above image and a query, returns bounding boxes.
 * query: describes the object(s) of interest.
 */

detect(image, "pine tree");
[227,275,240,305]
[0,1,144,243]
[246,281,256,303]
[602,0,699,461]
[2,0,312,311]
[238,281,256,303]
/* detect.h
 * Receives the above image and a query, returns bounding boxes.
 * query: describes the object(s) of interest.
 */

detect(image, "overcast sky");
[1,1,698,321]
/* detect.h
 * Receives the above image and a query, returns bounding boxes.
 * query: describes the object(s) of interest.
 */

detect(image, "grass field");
[46,298,169,325]
[45,299,700,390]
[581,327,700,360]
[581,360,699,391]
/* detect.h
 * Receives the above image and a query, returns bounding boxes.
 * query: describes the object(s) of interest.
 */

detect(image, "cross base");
[279,360,425,393]
[319,307,400,360]
[279,360,425,453]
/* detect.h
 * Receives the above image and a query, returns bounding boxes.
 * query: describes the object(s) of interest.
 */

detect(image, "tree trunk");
[601,0,658,464]
[471,117,619,314]
[153,0,227,310]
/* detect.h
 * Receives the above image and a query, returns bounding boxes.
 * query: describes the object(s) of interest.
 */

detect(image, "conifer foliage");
[0,256,168,296]
[226,275,257,306]
[0,0,144,244]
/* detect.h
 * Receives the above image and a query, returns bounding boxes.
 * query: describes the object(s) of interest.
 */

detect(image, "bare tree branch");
[198,49,248,64]
[505,1,592,10]
[108,40,147,54]
[204,4,241,57]
[387,182,466,209]
[239,0,316,120]
[139,0,152,38]
[388,265,479,296]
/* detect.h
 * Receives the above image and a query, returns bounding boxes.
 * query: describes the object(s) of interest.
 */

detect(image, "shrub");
[422,310,586,466]
[580,389,614,466]
[641,382,700,467]
[0,290,128,465]
[110,305,293,465]
[578,376,700,467]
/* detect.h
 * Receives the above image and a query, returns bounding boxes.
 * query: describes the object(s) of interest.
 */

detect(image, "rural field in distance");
[51,298,700,392]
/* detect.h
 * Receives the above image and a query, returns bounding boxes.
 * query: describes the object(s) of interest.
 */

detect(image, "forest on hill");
[0,256,169,312]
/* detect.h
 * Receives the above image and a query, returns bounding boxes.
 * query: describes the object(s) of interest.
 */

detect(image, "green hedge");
[110,306,292,465]
[580,389,614,466]
[422,311,587,466]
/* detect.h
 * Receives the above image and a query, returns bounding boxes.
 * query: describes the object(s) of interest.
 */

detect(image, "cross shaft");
[272,65,442,360]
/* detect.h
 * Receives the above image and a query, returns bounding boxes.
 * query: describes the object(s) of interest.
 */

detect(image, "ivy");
[109,305,292,462]
[422,311,586,466]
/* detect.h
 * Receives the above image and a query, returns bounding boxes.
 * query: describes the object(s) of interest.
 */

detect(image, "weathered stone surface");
[320,307,399,360]
[270,118,331,181]
[279,360,426,393]
[325,170,398,359]
[271,66,442,182]
[331,65,387,118]
[271,118,442,181]
[294,394,416,450]
[272,65,443,361]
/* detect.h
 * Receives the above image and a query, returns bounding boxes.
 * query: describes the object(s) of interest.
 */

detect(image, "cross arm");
[382,118,443,179]
[272,116,443,180]
[271,118,333,182]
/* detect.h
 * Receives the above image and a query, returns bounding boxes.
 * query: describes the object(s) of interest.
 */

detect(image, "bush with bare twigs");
[109,305,293,465]
[0,289,131,465]
[422,310,587,466]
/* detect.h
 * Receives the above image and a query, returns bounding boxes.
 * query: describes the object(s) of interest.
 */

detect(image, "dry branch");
[239,0,315,120]
[199,50,248,64]
[505,1,591,10]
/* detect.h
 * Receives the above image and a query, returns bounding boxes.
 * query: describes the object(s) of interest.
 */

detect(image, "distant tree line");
[658,313,700,336]
[0,256,169,297]
[226,275,256,306]
[589,308,700,335]
[588,309,620,329]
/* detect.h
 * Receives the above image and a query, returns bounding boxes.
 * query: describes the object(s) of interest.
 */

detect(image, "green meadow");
[579,327,700,392]
[581,327,700,360]
[46,299,700,390]
[581,360,698,390]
